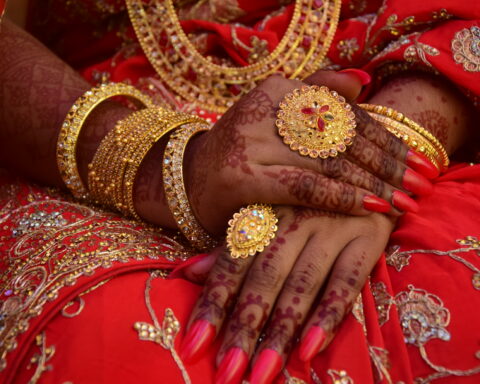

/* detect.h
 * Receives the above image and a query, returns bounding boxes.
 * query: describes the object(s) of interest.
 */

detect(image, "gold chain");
[126,0,341,113]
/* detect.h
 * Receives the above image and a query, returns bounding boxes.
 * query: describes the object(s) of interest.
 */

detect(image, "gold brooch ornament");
[226,204,278,259]
[276,85,356,159]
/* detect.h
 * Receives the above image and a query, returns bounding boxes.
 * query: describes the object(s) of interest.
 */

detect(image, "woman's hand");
[185,71,435,235]
[178,207,395,384]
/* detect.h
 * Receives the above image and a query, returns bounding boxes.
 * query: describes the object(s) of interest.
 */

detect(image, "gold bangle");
[57,83,155,200]
[89,107,204,221]
[359,104,449,171]
[163,122,217,250]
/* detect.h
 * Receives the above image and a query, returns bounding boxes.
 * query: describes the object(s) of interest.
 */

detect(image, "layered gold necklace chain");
[126,0,341,113]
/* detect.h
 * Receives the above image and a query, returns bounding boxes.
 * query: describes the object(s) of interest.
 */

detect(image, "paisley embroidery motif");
[451,26,480,72]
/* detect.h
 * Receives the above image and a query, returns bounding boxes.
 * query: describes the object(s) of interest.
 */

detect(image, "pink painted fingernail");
[180,319,216,363]
[392,190,419,213]
[249,349,283,384]
[216,348,249,384]
[406,150,439,179]
[362,195,391,213]
[402,169,433,196]
[298,326,326,362]
[338,69,371,85]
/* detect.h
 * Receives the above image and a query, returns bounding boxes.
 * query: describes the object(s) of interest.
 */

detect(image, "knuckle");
[331,266,363,292]
[215,251,248,276]
[247,262,286,292]
[285,261,324,297]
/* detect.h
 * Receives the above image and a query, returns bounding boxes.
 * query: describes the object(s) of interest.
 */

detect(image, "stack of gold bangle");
[88,107,204,220]
[359,104,449,172]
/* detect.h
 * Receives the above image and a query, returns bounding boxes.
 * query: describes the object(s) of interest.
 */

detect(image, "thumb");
[168,251,218,283]
[303,69,371,102]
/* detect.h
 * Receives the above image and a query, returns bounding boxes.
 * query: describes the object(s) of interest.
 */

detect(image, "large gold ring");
[226,204,278,259]
[276,85,356,159]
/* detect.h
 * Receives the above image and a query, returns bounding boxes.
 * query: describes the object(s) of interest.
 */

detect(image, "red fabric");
[1,0,479,383]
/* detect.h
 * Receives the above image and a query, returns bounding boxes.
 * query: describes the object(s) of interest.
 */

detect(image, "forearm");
[0,20,176,228]
[368,73,475,156]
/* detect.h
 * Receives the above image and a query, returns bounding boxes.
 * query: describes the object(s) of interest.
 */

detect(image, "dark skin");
[0,18,476,384]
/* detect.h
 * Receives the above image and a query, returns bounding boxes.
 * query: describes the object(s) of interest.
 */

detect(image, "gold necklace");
[127,0,340,113]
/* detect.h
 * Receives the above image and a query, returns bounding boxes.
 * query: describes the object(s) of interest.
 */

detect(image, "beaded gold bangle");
[359,104,449,171]
[57,83,155,200]
[88,107,204,221]
[163,122,217,250]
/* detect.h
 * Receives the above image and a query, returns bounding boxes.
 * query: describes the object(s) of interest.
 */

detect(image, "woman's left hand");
[178,207,395,384]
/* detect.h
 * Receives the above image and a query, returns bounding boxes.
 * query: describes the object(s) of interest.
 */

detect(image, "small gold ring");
[226,204,278,259]
[276,85,356,159]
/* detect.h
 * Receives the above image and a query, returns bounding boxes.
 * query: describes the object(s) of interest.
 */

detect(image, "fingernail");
[406,150,439,179]
[362,195,391,213]
[298,326,326,362]
[402,169,433,196]
[216,348,248,384]
[249,349,283,384]
[338,69,371,85]
[392,190,419,213]
[180,319,216,363]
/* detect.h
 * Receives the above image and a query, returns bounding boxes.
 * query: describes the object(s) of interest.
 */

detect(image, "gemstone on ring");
[226,204,278,259]
[276,85,357,158]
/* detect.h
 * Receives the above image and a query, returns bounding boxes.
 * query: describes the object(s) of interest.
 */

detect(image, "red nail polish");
[249,349,283,384]
[362,195,391,213]
[216,348,248,384]
[406,150,439,179]
[402,169,433,196]
[298,326,326,362]
[392,190,419,213]
[338,69,371,86]
[180,319,215,363]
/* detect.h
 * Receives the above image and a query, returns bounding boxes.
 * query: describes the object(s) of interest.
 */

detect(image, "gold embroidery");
[26,332,55,384]
[337,38,360,62]
[0,191,194,372]
[386,245,411,272]
[126,0,341,112]
[61,279,110,318]
[351,293,367,335]
[403,33,439,67]
[451,26,480,72]
[371,281,393,326]
[133,271,191,384]
[231,26,270,64]
[369,345,393,384]
[396,285,480,382]
[283,369,308,384]
[327,369,354,384]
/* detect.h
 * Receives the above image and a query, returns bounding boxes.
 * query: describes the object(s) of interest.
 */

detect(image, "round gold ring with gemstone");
[276,85,357,159]
[226,204,279,259]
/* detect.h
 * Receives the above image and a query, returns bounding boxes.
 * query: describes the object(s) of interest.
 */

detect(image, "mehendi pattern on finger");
[264,170,356,212]
[263,306,303,353]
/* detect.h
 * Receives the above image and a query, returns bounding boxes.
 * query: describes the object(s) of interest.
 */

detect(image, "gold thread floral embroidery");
[134,270,191,384]
[369,345,393,384]
[327,369,354,383]
[451,26,480,72]
[0,186,194,372]
[61,279,110,318]
[371,281,393,326]
[386,245,411,272]
[26,332,55,384]
[403,33,439,67]
[337,38,360,62]
[396,285,480,383]
[351,293,367,335]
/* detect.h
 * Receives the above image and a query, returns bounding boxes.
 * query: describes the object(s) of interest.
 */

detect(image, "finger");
[303,69,370,101]
[215,211,306,384]
[298,235,386,362]
[180,246,254,363]
[254,165,395,215]
[249,233,343,384]
[169,252,218,284]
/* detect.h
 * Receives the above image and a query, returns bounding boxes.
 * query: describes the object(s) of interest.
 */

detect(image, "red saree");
[1,0,480,383]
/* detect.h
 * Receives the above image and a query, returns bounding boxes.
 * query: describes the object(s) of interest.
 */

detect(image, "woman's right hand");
[185,70,436,235]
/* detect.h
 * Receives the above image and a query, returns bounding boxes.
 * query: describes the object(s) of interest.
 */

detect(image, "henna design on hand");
[264,169,356,212]
[263,306,302,353]
[412,110,449,147]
